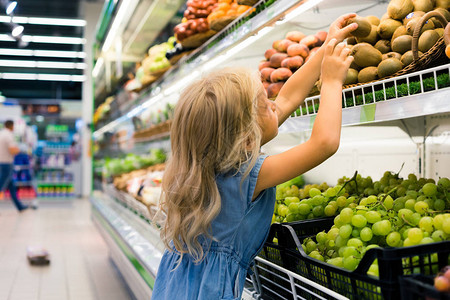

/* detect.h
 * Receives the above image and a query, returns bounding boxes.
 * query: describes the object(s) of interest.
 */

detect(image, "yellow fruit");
[388,0,414,20]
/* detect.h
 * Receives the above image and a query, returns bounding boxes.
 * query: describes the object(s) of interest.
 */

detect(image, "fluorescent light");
[0,59,86,69]
[6,1,17,15]
[0,48,86,58]
[92,57,104,78]
[0,72,86,81]
[11,25,24,37]
[0,34,86,44]
[102,0,139,52]
[0,15,86,26]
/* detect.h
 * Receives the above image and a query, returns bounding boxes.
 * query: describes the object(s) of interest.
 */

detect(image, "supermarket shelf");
[279,64,450,133]
[40,166,70,170]
[37,182,73,186]
[13,181,33,187]
[13,165,31,171]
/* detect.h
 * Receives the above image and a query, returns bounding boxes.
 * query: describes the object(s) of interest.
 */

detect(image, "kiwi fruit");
[412,0,433,12]
[406,18,434,35]
[347,36,357,45]
[347,16,372,37]
[392,35,413,54]
[403,11,425,25]
[435,28,445,37]
[388,0,414,20]
[401,50,423,65]
[418,30,440,52]
[435,0,450,9]
[358,67,379,83]
[356,25,379,45]
[431,8,450,28]
[392,26,408,44]
[350,60,361,71]
[378,19,403,39]
[378,58,403,78]
[344,69,359,85]
[375,40,392,53]
[351,43,383,67]
[366,15,381,26]
[383,52,403,60]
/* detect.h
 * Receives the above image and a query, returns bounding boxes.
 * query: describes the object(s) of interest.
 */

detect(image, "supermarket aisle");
[0,200,133,300]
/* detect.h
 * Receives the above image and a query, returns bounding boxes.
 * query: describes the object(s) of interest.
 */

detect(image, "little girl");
[153,13,358,300]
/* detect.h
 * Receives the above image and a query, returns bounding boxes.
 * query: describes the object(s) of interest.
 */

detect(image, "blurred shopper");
[0,120,29,212]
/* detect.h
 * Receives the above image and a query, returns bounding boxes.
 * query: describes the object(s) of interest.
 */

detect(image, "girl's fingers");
[333,42,346,57]
[335,13,357,27]
[340,23,358,37]
[325,38,337,56]
[345,55,354,68]
[340,47,351,59]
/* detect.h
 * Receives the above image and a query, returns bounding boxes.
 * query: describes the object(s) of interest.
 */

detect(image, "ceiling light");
[0,59,86,69]
[11,25,23,37]
[0,16,86,26]
[0,48,86,58]
[0,34,86,44]
[6,1,17,15]
[0,72,86,81]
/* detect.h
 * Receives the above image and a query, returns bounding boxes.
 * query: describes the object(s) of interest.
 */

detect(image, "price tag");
[360,104,376,123]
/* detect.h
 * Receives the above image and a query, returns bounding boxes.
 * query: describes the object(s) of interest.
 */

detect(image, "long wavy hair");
[159,68,263,262]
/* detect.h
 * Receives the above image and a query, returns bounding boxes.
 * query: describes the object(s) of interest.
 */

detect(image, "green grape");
[398,208,414,221]
[284,196,300,206]
[393,199,405,211]
[316,231,327,244]
[414,201,429,214]
[335,235,349,248]
[419,216,434,233]
[307,213,315,219]
[288,202,300,214]
[311,195,325,206]
[338,246,347,257]
[407,190,419,198]
[298,203,311,215]
[337,196,347,208]
[383,195,394,210]
[443,218,450,234]
[433,214,445,230]
[431,230,446,242]
[437,177,450,189]
[352,228,361,238]
[386,232,401,247]
[324,187,337,198]
[343,256,360,271]
[343,246,358,258]
[366,211,381,224]
[396,186,407,197]
[340,208,354,224]
[312,205,324,217]
[286,213,297,222]
[327,228,339,241]
[373,220,391,236]
[408,228,424,243]
[334,215,344,228]
[360,227,373,242]
[309,188,321,198]
[329,200,338,208]
[309,251,324,261]
[324,205,337,217]
[352,215,368,228]
[405,199,416,211]
[327,257,343,268]
[419,237,434,244]
[403,237,417,247]
[277,205,289,217]
[339,224,353,239]
[434,199,445,211]
[368,264,379,277]
[423,198,434,209]
[422,183,437,197]
[411,213,421,226]
[326,239,336,249]
[347,238,364,248]
[306,240,317,253]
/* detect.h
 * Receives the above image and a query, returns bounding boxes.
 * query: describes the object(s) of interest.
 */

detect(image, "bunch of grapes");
[301,175,450,276]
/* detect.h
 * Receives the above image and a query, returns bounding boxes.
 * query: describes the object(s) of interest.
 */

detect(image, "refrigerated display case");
[91,0,450,299]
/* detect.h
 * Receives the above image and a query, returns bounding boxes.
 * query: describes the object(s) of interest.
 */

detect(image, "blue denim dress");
[152,155,276,300]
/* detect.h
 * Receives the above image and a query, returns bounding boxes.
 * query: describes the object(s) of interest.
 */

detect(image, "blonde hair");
[160,68,263,262]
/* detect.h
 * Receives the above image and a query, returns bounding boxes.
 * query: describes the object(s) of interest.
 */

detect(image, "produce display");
[344,1,450,85]
[207,0,253,31]
[103,149,166,178]
[174,0,218,48]
[93,96,114,125]
[259,30,327,98]
[296,171,450,275]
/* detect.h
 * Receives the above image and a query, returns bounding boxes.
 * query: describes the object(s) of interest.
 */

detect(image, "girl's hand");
[321,39,353,85]
[326,13,358,43]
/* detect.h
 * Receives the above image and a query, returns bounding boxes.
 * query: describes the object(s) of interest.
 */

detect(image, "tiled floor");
[0,199,133,300]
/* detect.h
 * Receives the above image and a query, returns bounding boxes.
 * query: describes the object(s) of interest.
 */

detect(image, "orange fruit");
[446,44,450,59]
[217,2,230,10]
[226,9,237,16]
[237,5,250,14]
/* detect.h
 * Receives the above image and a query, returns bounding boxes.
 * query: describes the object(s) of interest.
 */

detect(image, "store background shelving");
[90,0,450,299]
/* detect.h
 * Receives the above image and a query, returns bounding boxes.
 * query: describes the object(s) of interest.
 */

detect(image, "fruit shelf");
[279,64,450,133]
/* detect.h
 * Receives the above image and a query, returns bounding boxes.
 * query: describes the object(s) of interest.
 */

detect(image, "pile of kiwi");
[344,0,450,85]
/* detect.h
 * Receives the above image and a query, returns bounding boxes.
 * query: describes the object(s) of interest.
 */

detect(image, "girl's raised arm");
[274,13,358,126]
[253,39,353,200]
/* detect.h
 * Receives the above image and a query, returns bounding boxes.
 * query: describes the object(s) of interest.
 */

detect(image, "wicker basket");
[343,11,450,89]
[209,15,238,32]
[180,30,217,49]
[237,0,258,5]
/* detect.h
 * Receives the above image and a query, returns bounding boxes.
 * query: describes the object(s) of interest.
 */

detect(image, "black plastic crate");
[277,222,450,300]
[400,275,450,300]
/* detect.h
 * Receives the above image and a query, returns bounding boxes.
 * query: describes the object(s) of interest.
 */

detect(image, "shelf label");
[360,104,376,123]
